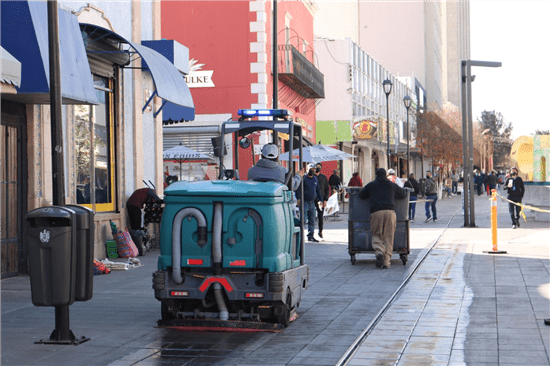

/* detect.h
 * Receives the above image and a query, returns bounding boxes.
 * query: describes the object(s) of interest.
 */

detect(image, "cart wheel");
[400,254,408,265]
[351,254,356,265]
[278,292,291,327]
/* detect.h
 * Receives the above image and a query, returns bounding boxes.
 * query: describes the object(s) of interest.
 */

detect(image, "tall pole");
[467,61,476,227]
[406,108,410,176]
[272,0,279,144]
[48,0,65,206]
[461,61,470,226]
[386,95,390,168]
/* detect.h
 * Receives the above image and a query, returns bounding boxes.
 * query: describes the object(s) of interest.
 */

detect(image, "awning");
[80,24,195,120]
[1,47,21,92]
[1,1,99,105]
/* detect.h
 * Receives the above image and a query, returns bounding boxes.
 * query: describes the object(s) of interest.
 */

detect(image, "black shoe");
[318,232,323,239]
[375,253,383,268]
[516,220,520,228]
[308,237,319,243]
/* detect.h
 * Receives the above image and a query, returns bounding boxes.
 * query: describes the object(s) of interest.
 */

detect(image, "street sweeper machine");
[153,109,309,331]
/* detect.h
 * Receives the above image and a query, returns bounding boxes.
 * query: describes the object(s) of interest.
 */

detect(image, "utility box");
[65,205,94,302]
[26,207,77,307]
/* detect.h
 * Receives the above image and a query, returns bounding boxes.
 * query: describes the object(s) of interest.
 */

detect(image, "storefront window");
[75,75,115,211]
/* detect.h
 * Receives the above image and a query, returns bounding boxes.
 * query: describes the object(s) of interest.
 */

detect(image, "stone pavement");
[1,192,548,366]
[343,192,550,366]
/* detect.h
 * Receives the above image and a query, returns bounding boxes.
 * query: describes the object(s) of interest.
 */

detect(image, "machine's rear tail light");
[245,292,264,299]
[187,259,203,265]
[170,291,189,297]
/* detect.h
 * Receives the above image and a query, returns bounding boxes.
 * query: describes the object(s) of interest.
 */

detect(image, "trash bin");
[26,206,77,307]
[346,187,410,265]
[66,205,94,302]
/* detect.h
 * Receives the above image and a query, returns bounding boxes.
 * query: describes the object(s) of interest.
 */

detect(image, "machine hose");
[171,208,207,284]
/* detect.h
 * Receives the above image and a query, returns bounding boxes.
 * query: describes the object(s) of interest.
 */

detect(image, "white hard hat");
[388,169,396,175]
[261,143,279,159]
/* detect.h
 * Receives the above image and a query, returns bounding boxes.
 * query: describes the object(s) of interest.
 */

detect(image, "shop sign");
[185,59,215,88]
[352,118,378,140]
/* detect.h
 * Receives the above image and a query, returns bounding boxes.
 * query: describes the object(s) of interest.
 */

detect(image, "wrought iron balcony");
[278,45,324,99]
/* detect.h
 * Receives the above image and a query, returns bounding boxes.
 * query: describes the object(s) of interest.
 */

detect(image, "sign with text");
[185,59,215,88]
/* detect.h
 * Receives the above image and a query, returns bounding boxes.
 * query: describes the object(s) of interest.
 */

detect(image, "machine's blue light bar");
[238,109,291,118]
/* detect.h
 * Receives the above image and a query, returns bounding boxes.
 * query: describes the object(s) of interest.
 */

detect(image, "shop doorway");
[1,101,27,277]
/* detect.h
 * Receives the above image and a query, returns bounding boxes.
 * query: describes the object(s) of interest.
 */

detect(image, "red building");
[161,1,324,179]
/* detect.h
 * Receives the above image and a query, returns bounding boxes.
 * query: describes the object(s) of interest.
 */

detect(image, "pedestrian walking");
[328,169,341,195]
[359,168,407,269]
[451,170,460,195]
[424,170,438,223]
[314,163,329,239]
[474,170,484,196]
[404,173,420,222]
[296,164,323,242]
[486,171,498,193]
[443,177,453,199]
[504,167,525,229]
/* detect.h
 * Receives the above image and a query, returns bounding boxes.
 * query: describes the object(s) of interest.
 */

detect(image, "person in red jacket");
[348,172,363,187]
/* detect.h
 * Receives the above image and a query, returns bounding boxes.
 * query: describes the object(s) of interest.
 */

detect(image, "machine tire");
[351,254,356,265]
[400,254,408,265]
[278,292,291,327]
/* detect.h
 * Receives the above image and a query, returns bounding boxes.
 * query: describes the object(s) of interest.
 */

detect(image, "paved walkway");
[344,193,550,366]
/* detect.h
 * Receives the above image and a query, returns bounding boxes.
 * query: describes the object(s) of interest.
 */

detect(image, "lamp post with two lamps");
[383,79,393,169]
[403,95,412,176]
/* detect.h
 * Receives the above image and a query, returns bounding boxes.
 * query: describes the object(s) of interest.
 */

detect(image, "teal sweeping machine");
[153,109,308,330]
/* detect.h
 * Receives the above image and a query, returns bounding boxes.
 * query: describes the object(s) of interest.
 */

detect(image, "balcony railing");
[278,45,324,99]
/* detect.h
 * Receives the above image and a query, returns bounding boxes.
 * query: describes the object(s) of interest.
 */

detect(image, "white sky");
[470,0,550,139]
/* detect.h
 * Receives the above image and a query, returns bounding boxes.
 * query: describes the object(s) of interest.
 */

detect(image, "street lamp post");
[403,95,412,177]
[461,60,502,227]
[383,79,393,169]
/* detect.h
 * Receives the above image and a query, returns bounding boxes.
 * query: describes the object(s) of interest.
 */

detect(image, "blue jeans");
[452,181,458,194]
[409,196,417,220]
[304,200,316,238]
[425,194,437,220]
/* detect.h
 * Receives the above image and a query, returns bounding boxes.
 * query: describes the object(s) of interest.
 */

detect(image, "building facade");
[160,0,324,180]
[315,39,417,184]
[0,1,194,276]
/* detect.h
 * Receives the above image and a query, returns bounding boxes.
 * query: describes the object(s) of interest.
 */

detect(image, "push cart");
[346,187,410,265]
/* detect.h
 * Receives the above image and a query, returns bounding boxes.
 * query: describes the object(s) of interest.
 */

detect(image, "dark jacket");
[296,174,322,202]
[486,174,498,186]
[248,158,301,191]
[315,173,330,201]
[328,174,341,188]
[358,176,407,213]
[404,178,420,197]
[504,176,525,200]
[424,177,437,195]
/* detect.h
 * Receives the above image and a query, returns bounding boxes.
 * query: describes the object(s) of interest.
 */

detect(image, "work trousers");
[315,200,324,234]
[304,200,316,238]
[409,196,417,220]
[508,197,522,225]
[425,194,438,220]
[370,210,397,265]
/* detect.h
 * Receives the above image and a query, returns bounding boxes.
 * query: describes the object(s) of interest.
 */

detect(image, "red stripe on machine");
[187,259,203,265]
[230,260,246,266]
[199,277,234,293]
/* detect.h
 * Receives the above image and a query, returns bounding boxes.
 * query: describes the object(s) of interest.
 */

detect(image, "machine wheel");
[278,292,291,327]
[400,254,408,265]
[350,254,356,265]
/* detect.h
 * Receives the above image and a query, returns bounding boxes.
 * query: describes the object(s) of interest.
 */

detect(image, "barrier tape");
[494,191,550,222]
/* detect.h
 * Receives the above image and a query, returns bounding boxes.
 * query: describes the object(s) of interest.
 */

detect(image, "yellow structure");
[511,136,534,181]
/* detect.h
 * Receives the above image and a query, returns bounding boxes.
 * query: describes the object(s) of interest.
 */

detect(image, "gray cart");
[346,187,410,265]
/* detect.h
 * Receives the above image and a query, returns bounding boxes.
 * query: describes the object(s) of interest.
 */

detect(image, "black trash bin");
[66,205,94,302]
[26,206,77,307]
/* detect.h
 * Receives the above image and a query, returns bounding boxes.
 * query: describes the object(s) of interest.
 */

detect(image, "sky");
[470,0,550,139]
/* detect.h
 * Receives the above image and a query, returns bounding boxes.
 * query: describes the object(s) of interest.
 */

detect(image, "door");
[1,101,27,277]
